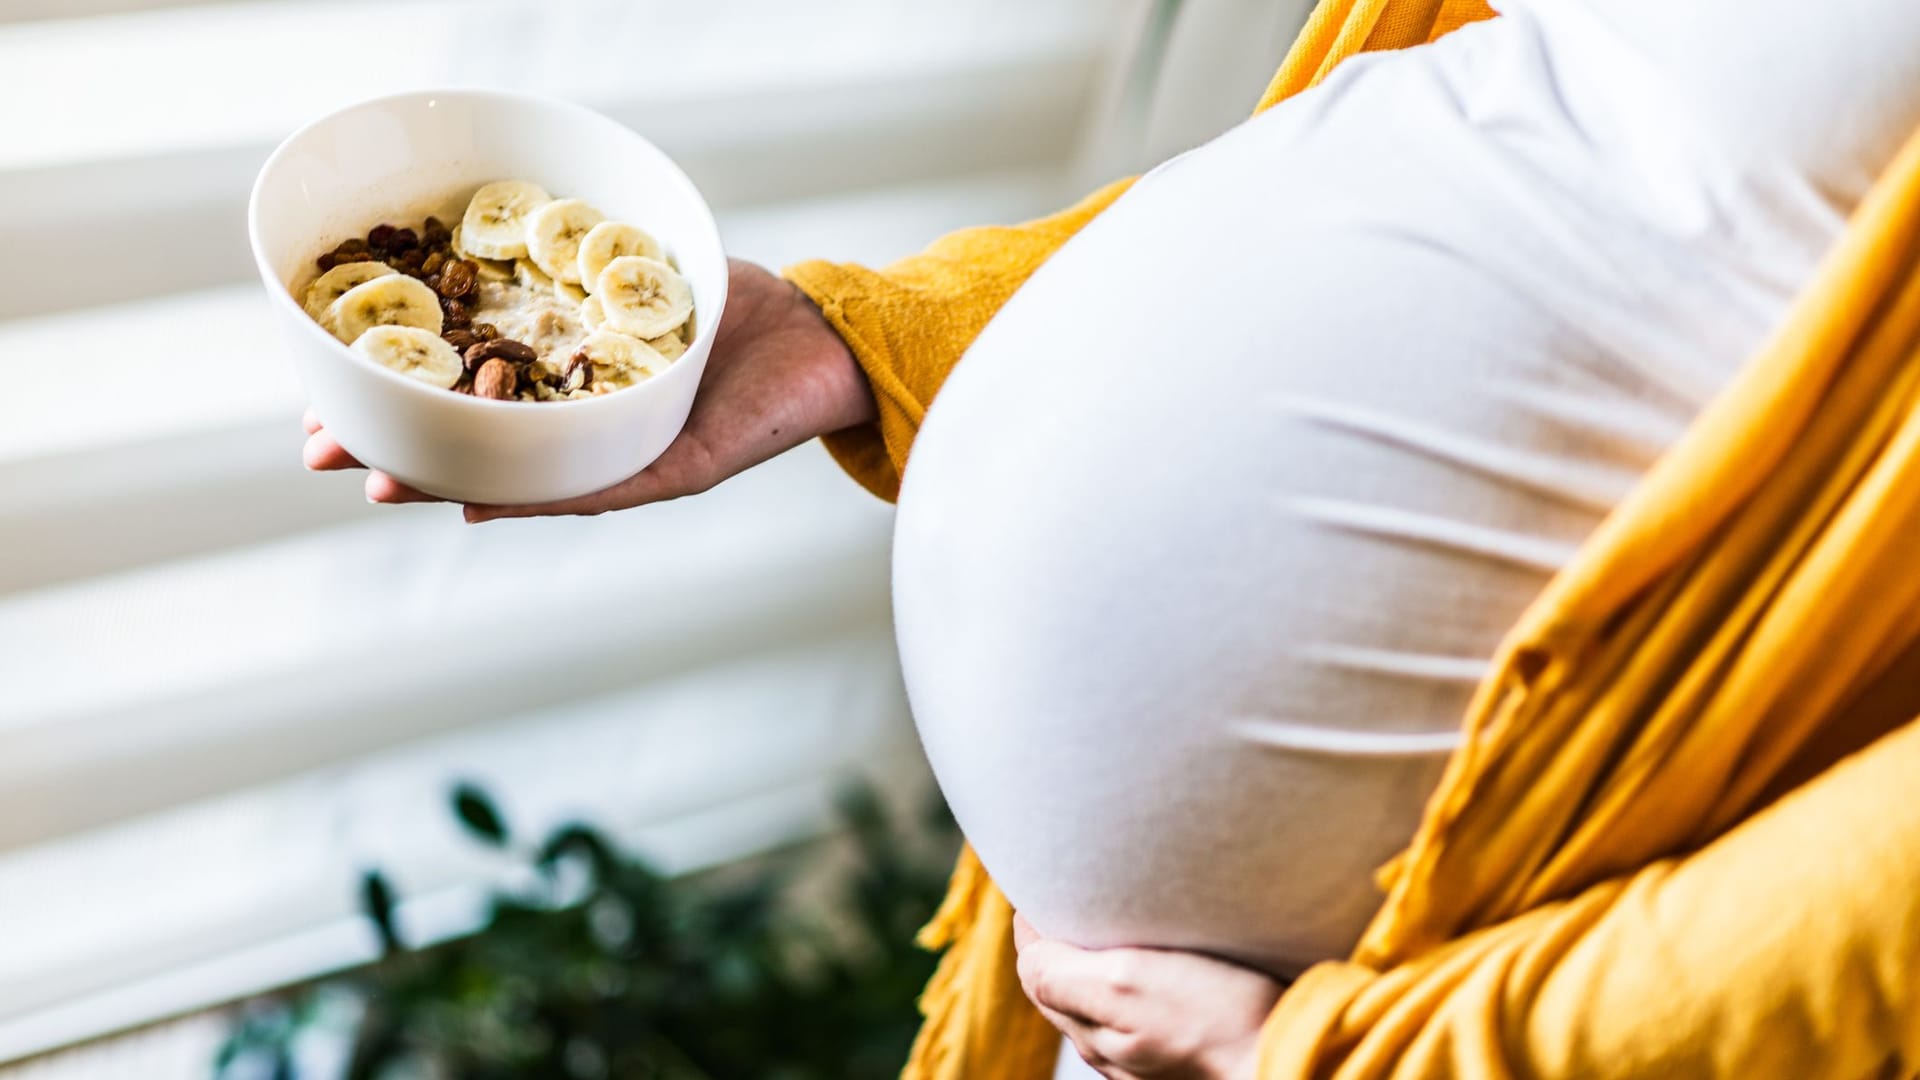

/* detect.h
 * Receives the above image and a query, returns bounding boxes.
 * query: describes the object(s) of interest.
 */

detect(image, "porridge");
[298,179,695,402]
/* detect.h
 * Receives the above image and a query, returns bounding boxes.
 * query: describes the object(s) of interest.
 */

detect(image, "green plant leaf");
[453,783,510,846]
[536,822,617,874]
[359,869,404,957]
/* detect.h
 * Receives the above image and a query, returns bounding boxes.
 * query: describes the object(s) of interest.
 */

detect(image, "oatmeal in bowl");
[249,89,728,506]
[302,180,696,404]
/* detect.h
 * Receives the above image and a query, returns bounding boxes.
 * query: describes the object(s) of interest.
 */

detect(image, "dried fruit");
[473,357,519,400]
[388,227,419,251]
[440,296,471,328]
[437,259,477,299]
[562,352,593,393]
[473,323,499,341]
[333,238,371,258]
[463,338,538,373]
[442,328,479,353]
[422,216,451,247]
[421,250,448,275]
[368,224,397,250]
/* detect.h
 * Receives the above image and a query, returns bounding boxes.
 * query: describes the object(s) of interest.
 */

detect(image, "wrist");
[780,278,876,432]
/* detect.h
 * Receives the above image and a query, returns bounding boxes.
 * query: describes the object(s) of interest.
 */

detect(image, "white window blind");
[0,0,1314,1067]
[0,0,1129,1063]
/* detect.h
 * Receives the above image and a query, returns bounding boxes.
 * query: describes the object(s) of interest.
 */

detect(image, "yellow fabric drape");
[786,0,1920,1075]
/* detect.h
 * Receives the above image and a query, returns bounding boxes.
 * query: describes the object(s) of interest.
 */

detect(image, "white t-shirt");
[888,6,1920,1071]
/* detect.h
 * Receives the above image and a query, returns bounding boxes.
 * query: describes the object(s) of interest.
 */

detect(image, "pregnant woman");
[306,0,1920,1075]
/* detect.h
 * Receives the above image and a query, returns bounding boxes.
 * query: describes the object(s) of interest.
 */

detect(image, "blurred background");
[0,0,1312,1074]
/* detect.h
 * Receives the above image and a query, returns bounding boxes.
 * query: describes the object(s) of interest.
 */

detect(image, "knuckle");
[1071,1039,1109,1070]
[1101,1029,1150,1064]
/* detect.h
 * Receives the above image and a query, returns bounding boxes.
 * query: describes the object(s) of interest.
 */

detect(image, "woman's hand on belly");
[1014,915,1283,1080]
[302,259,876,520]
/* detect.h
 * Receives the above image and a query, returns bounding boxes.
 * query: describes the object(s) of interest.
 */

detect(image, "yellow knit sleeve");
[782,178,1134,501]
[1258,669,1920,1078]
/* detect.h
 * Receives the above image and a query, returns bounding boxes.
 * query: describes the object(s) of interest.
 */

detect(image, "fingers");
[1032,1004,1144,1080]
[364,472,443,504]
[1013,913,1041,950]
[300,425,443,504]
[302,408,323,435]
[302,431,362,471]
[1017,940,1129,1027]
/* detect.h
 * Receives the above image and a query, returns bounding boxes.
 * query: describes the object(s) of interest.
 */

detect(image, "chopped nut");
[473,358,519,400]
[463,338,538,373]
[470,336,545,365]
[562,352,593,393]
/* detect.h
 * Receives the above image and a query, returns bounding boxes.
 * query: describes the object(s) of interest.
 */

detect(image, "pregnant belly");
[889,248,1588,972]
[888,91,1717,971]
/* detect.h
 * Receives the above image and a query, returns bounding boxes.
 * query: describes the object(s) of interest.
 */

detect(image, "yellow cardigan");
[784,1,1920,1075]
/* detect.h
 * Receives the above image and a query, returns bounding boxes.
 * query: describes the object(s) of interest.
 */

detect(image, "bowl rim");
[247,86,727,414]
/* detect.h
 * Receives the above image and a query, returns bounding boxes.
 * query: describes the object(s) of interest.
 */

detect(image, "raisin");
[389,228,419,252]
[422,250,448,275]
[422,217,451,247]
[367,224,397,250]
[443,328,479,352]
[437,259,476,299]
[472,322,499,341]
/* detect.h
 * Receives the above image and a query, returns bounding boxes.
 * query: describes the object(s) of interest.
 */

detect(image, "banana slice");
[579,294,606,331]
[352,325,464,389]
[451,225,515,280]
[575,330,669,391]
[645,331,686,361]
[459,180,551,260]
[555,279,590,307]
[575,221,663,291]
[596,255,693,340]
[514,258,555,293]
[581,294,680,358]
[328,275,444,343]
[304,261,395,320]
[524,199,604,284]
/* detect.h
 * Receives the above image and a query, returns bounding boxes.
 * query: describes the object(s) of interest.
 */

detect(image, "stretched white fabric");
[890,10,1920,1055]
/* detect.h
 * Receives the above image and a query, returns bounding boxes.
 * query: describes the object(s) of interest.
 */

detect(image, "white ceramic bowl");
[249,89,727,505]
